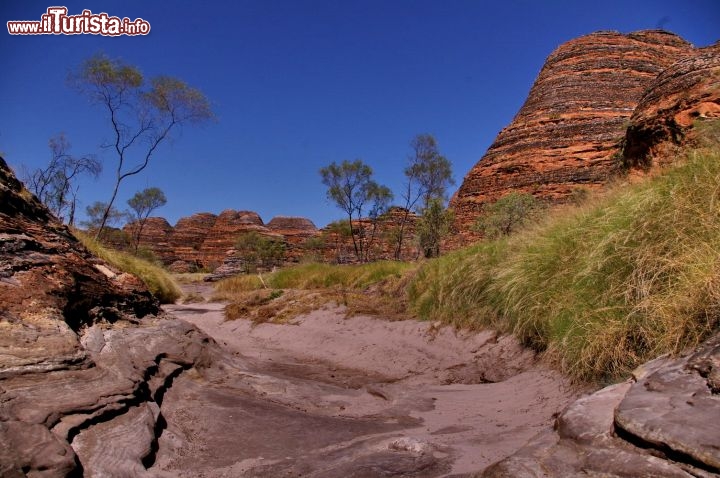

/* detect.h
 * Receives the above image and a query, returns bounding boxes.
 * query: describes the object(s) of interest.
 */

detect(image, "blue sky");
[2,1,718,228]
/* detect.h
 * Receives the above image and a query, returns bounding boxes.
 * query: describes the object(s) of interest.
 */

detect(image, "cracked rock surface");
[0,156,218,477]
[483,333,720,477]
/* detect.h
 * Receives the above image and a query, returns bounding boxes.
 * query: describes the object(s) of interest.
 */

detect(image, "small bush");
[235,231,285,273]
[181,292,205,304]
[473,191,543,239]
[135,246,160,264]
[213,274,265,299]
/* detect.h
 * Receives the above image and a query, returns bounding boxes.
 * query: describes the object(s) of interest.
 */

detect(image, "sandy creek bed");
[148,285,581,477]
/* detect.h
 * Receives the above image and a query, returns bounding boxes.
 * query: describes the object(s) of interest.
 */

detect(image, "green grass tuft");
[410,128,720,382]
[215,260,415,296]
[76,231,182,304]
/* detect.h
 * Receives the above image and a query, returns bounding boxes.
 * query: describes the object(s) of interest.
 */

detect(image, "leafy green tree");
[473,192,543,239]
[417,198,454,258]
[235,231,286,273]
[126,187,167,253]
[81,201,126,231]
[319,159,393,262]
[395,134,454,259]
[23,133,101,225]
[70,53,213,238]
[323,219,353,263]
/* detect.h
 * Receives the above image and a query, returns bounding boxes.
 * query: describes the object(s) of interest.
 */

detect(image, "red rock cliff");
[450,30,694,245]
[169,212,217,267]
[198,210,267,268]
[624,43,720,167]
[123,216,174,258]
[267,216,319,262]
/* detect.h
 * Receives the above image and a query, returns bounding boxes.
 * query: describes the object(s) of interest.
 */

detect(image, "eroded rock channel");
[0,153,577,477]
[147,291,578,477]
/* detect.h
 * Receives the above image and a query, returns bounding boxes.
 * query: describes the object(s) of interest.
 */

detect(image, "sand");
[152,288,582,477]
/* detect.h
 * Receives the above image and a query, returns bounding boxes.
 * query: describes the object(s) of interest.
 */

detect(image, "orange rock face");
[318,207,420,263]
[450,30,694,245]
[198,210,267,268]
[132,207,422,271]
[169,212,217,268]
[123,216,174,259]
[267,216,319,263]
[624,43,720,167]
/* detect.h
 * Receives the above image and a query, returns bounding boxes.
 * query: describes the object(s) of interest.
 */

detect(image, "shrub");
[215,261,415,295]
[416,198,454,258]
[235,231,285,273]
[473,191,543,239]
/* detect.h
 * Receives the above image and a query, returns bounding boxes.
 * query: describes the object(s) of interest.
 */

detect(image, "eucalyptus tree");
[126,187,167,253]
[70,53,213,237]
[320,159,393,262]
[394,134,454,259]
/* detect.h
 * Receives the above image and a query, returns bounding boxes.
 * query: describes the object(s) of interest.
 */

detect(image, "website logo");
[7,7,151,36]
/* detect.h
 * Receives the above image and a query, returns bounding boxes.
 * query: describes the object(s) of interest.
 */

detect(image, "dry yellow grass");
[410,121,720,382]
[217,261,417,324]
[75,231,182,304]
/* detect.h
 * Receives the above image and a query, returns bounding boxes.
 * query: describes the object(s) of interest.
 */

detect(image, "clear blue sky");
[2,1,718,228]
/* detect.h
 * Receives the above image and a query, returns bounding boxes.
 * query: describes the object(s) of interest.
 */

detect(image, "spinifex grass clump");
[76,231,182,304]
[215,261,414,296]
[410,125,720,382]
[215,261,417,322]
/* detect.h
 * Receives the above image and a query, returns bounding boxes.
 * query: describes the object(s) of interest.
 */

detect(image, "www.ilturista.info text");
[7,7,150,36]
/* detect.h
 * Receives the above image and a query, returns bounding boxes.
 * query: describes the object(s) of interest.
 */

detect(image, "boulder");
[483,332,720,477]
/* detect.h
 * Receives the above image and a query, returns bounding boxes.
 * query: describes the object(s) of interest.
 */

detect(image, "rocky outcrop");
[0,157,158,352]
[450,30,694,245]
[267,216,318,262]
[266,216,317,234]
[317,208,420,263]
[199,210,267,268]
[129,208,420,272]
[483,332,720,477]
[169,212,217,268]
[624,43,720,167]
[123,216,174,258]
[0,156,216,476]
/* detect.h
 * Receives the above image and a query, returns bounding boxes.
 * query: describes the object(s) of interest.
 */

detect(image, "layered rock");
[483,332,720,477]
[199,209,268,268]
[267,216,319,262]
[0,157,158,359]
[318,207,420,263]
[0,156,216,476]
[129,208,420,272]
[169,212,217,267]
[123,216,175,259]
[450,30,694,244]
[624,43,720,167]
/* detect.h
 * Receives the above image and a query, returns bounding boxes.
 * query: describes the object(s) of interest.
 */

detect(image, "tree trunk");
[96,178,121,240]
